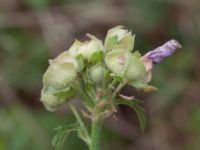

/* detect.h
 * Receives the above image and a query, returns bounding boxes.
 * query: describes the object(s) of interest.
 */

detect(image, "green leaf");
[89,51,104,62]
[52,123,78,150]
[75,54,85,72]
[115,99,146,131]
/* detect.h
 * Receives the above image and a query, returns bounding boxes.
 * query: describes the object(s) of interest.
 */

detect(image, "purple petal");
[145,39,182,64]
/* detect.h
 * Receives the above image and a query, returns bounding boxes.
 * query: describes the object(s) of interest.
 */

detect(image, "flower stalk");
[89,118,102,150]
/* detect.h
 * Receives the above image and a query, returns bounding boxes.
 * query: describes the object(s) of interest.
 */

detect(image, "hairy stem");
[89,118,102,150]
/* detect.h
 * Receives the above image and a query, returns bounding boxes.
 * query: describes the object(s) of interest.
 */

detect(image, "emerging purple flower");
[144,39,182,64]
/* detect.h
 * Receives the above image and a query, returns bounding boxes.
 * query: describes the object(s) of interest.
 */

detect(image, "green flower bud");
[105,50,146,81]
[53,50,83,72]
[40,86,75,111]
[43,62,76,90]
[90,64,107,83]
[105,26,135,51]
[69,34,104,61]
[68,40,82,57]
[41,91,60,111]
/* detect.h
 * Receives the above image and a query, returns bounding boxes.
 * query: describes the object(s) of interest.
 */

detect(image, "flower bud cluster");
[41,26,181,111]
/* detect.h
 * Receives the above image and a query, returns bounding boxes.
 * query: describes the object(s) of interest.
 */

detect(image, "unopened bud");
[70,34,104,61]
[90,64,107,83]
[53,50,83,72]
[43,62,76,90]
[40,86,75,111]
[105,50,146,81]
[105,26,135,51]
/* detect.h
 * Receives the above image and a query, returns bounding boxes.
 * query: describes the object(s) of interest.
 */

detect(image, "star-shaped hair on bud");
[144,39,182,64]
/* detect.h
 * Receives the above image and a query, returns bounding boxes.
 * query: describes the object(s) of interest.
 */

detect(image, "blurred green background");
[0,0,200,150]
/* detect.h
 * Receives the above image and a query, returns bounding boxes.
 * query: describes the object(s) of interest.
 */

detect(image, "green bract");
[105,26,135,51]
[105,50,146,82]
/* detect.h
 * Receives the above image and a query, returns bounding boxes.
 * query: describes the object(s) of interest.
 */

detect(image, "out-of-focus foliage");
[0,0,200,150]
